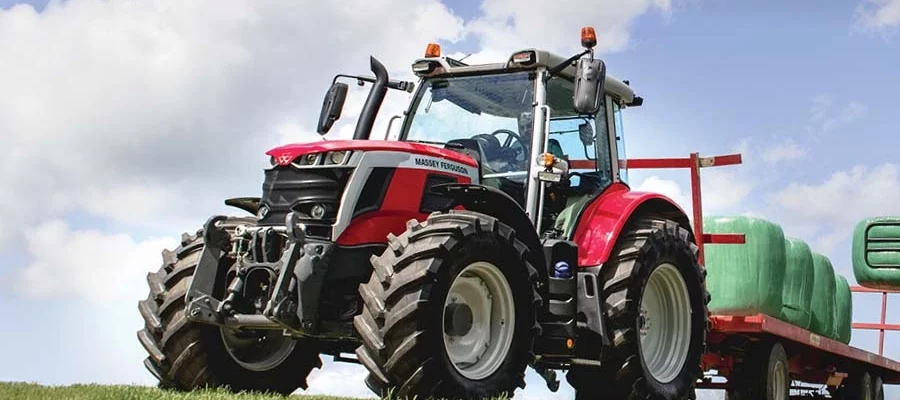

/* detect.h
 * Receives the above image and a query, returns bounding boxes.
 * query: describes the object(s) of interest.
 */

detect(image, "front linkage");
[184,212,342,338]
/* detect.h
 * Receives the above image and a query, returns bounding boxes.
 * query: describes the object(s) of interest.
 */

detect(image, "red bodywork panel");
[266,140,478,168]
[572,183,689,267]
[336,168,471,246]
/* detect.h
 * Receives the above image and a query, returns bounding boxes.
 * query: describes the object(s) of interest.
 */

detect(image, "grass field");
[0,382,514,400]
[0,382,376,400]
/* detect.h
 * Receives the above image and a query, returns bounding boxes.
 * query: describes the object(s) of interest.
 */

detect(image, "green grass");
[0,382,372,400]
[0,382,512,400]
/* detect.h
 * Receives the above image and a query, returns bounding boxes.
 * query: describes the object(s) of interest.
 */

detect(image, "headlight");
[326,150,351,165]
[310,204,326,219]
[296,153,320,166]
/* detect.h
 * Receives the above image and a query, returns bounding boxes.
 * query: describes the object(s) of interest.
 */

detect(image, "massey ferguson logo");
[276,153,294,166]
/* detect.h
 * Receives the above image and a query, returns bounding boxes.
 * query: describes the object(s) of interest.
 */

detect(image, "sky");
[1,0,899,399]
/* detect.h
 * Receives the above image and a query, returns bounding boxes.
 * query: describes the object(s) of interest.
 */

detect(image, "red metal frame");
[618,152,746,263]
[850,286,900,356]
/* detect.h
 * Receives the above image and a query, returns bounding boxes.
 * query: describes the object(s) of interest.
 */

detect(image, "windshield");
[401,70,613,185]
[403,72,535,176]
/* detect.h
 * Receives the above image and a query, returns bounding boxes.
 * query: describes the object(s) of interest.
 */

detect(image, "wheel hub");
[441,261,515,381]
[444,302,475,337]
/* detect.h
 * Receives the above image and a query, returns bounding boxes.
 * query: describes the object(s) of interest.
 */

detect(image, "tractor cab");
[397,42,643,237]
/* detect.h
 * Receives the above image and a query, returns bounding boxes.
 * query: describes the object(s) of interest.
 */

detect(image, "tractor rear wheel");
[354,210,542,400]
[569,215,708,399]
[136,216,322,395]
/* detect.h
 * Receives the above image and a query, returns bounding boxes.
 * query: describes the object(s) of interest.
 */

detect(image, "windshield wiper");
[405,139,465,149]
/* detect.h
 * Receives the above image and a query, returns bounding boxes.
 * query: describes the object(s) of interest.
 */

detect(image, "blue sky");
[1,0,899,399]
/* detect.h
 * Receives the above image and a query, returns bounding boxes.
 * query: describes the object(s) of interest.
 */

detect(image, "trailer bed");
[709,314,900,384]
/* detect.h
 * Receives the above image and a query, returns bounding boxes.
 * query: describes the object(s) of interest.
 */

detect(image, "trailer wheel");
[354,210,541,400]
[873,375,884,400]
[570,216,708,399]
[834,371,874,400]
[727,341,790,400]
[137,217,322,395]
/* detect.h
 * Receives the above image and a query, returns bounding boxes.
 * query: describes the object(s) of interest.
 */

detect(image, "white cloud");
[0,0,464,248]
[762,139,807,165]
[6,220,177,303]
[635,175,692,209]
[764,162,900,270]
[458,0,674,65]
[853,0,900,35]
[807,96,867,136]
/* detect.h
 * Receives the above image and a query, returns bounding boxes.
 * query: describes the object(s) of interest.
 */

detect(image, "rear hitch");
[184,216,284,330]
[184,215,232,325]
[185,212,334,336]
[263,211,334,335]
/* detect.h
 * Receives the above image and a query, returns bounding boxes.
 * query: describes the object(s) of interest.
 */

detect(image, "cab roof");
[412,48,640,106]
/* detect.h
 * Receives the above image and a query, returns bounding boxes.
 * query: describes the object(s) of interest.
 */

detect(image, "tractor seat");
[445,138,487,179]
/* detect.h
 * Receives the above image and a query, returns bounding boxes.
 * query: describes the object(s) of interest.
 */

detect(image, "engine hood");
[266,140,478,167]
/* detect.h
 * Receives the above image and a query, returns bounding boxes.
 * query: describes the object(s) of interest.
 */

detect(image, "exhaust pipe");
[353,56,389,140]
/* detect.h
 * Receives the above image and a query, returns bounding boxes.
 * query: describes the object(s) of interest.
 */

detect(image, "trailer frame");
[624,151,900,395]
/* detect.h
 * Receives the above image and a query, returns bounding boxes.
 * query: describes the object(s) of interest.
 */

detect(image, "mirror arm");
[332,74,415,93]
[546,49,591,81]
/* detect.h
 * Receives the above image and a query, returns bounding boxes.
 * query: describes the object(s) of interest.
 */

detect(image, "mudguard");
[572,183,693,267]
[432,182,548,279]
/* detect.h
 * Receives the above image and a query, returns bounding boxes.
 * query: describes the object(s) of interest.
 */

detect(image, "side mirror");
[578,122,594,146]
[572,57,606,115]
[317,82,349,135]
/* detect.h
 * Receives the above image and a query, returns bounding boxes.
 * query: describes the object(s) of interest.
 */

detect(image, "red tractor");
[137,28,710,400]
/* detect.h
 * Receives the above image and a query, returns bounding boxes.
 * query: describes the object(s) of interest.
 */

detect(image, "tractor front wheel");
[354,210,541,400]
[570,215,709,399]
[136,217,322,395]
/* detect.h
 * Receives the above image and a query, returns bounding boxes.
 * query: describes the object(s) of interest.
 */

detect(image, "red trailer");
[626,152,900,399]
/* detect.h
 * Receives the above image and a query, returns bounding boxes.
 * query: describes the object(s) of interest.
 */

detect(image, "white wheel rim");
[442,261,515,380]
[774,360,787,400]
[639,263,692,383]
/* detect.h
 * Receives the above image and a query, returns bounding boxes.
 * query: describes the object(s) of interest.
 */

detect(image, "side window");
[612,101,627,183]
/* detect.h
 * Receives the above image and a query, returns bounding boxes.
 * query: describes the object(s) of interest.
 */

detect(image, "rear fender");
[572,183,693,267]
[432,183,548,280]
[224,197,261,216]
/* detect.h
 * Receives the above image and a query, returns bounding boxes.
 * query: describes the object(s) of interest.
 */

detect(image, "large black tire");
[833,370,874,400]
[353,210,542,400]
[569,215,709,399]
[726,341,790,400]
[136,216,322,395]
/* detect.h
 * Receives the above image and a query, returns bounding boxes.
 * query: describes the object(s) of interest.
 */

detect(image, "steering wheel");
[490,129,524,148]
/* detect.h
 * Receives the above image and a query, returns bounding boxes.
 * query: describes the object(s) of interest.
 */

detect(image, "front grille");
[258,166,352,238]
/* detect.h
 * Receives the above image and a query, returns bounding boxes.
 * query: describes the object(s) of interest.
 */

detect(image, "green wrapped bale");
[833,274,853,344]
[703,216,786,318]
[809,253,836,338]
[853,217,900,290]
[781,237,815,330]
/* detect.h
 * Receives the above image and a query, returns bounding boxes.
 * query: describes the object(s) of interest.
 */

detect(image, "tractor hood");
[266,140,479,168]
